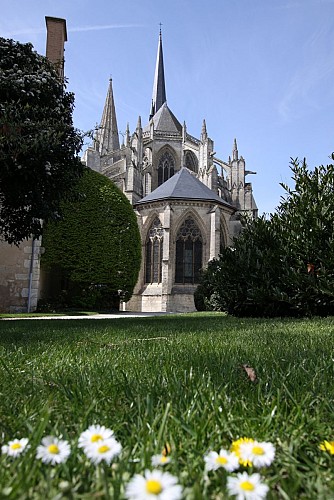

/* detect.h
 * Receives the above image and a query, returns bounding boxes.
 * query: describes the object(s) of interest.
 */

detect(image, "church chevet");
[82,30,258,313]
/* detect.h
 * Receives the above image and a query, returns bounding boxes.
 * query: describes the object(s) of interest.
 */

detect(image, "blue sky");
[2,0,334,215]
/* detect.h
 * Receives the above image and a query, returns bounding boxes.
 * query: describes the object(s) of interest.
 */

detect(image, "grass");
[1,312,334,498]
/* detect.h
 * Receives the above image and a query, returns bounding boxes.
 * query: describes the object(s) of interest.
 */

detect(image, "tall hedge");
[41,168,141,306]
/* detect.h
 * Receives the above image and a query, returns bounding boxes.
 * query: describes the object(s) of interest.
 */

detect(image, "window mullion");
[150,239,154,284]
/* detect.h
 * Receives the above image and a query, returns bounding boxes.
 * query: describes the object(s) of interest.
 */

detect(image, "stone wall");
[0,239,42,313]
[122,199,235,313]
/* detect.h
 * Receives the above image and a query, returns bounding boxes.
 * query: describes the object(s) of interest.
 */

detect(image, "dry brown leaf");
[241,364,257,383]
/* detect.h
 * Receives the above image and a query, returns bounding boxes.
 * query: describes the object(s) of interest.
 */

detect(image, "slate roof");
[135,167,234,208]
[144,103,182,134]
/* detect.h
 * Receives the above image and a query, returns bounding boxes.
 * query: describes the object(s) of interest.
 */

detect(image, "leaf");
[241,364,257,383]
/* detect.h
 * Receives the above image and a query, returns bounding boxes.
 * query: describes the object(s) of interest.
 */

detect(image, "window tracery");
[157,150,175,186]
[145,217,163,284]
[175,217,202,284]
[184,151,198,173]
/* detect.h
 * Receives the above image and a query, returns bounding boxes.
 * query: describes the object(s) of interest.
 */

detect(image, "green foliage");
[195,216,295,316]
[41,168,141,307]
[0,37,83,244]
[196,157,334,316]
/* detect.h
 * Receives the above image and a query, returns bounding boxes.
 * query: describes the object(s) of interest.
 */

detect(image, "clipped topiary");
[41,168,141,309]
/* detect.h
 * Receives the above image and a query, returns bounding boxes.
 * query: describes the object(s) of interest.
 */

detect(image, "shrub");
[41,168,141,309]
[196,157,334,317]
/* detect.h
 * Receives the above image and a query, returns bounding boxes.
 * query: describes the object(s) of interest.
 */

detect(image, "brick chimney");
[45,16,67,78]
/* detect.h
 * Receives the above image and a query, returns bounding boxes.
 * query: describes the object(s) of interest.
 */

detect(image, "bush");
[41,168,141,309]
[196,157,334,317]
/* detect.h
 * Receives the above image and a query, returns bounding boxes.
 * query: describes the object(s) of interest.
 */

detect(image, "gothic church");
[82,30,258,313]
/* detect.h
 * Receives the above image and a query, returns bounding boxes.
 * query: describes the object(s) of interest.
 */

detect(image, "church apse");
[82,28,258,313]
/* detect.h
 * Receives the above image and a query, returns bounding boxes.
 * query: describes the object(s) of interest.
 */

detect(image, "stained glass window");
[175,218,202,284]
[158,151,175,186]
[145,218,163,283]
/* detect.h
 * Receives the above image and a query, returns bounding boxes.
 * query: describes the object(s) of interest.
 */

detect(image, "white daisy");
[83,436,122,465]
[227,472,269,500]
[2,438,29,457]
[36,436,71,465]
[238,441,275,468]
[151,454,171,466]
[204,449,239,472]
[125,469,183,499]
[78,424,114,450]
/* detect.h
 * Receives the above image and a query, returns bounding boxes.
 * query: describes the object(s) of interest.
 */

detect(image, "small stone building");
[82,30,258,312]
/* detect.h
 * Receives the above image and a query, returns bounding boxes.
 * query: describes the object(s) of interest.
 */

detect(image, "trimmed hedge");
[41,168,141,308]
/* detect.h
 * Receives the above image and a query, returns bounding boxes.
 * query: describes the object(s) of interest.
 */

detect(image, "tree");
[41,168,141,309]
[196,156,334,317]
[0,37,84,244]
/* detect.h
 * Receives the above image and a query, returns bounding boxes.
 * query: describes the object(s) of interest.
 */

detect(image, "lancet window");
[175,217,202,284]
[157,151,175,186]
[145,217,163,284]
[220,224,226,255]
[184,151,198,173]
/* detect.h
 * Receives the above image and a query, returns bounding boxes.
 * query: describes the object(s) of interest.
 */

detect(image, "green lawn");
[1,313,334,499]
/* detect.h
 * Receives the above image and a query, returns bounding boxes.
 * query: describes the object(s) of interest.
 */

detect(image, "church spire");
[149,27,167,120]
[95,78,120,156]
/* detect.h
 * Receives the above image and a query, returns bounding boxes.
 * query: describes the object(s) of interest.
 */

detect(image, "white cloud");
[1,23,143,37]
[69,23,144,33]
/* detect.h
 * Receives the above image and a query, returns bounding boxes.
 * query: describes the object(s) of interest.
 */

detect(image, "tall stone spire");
[149,27,167,120]
[95,78,120,156]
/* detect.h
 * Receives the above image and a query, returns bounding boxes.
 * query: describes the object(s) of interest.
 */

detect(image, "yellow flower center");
[216,456,228,465]
[252,446,265,455]
[10,443,22,450]
[47,444,59,455]
[91,434,103,443]
[160,456,168,463]
[146,479,163,495]
[240,481,255,492]
[98,445,110,454]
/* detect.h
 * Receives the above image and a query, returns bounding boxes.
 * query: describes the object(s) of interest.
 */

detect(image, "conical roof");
[94,78,120,155]
[135,168,233,207]
[144,103,182,134]
[150,30,167,119]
